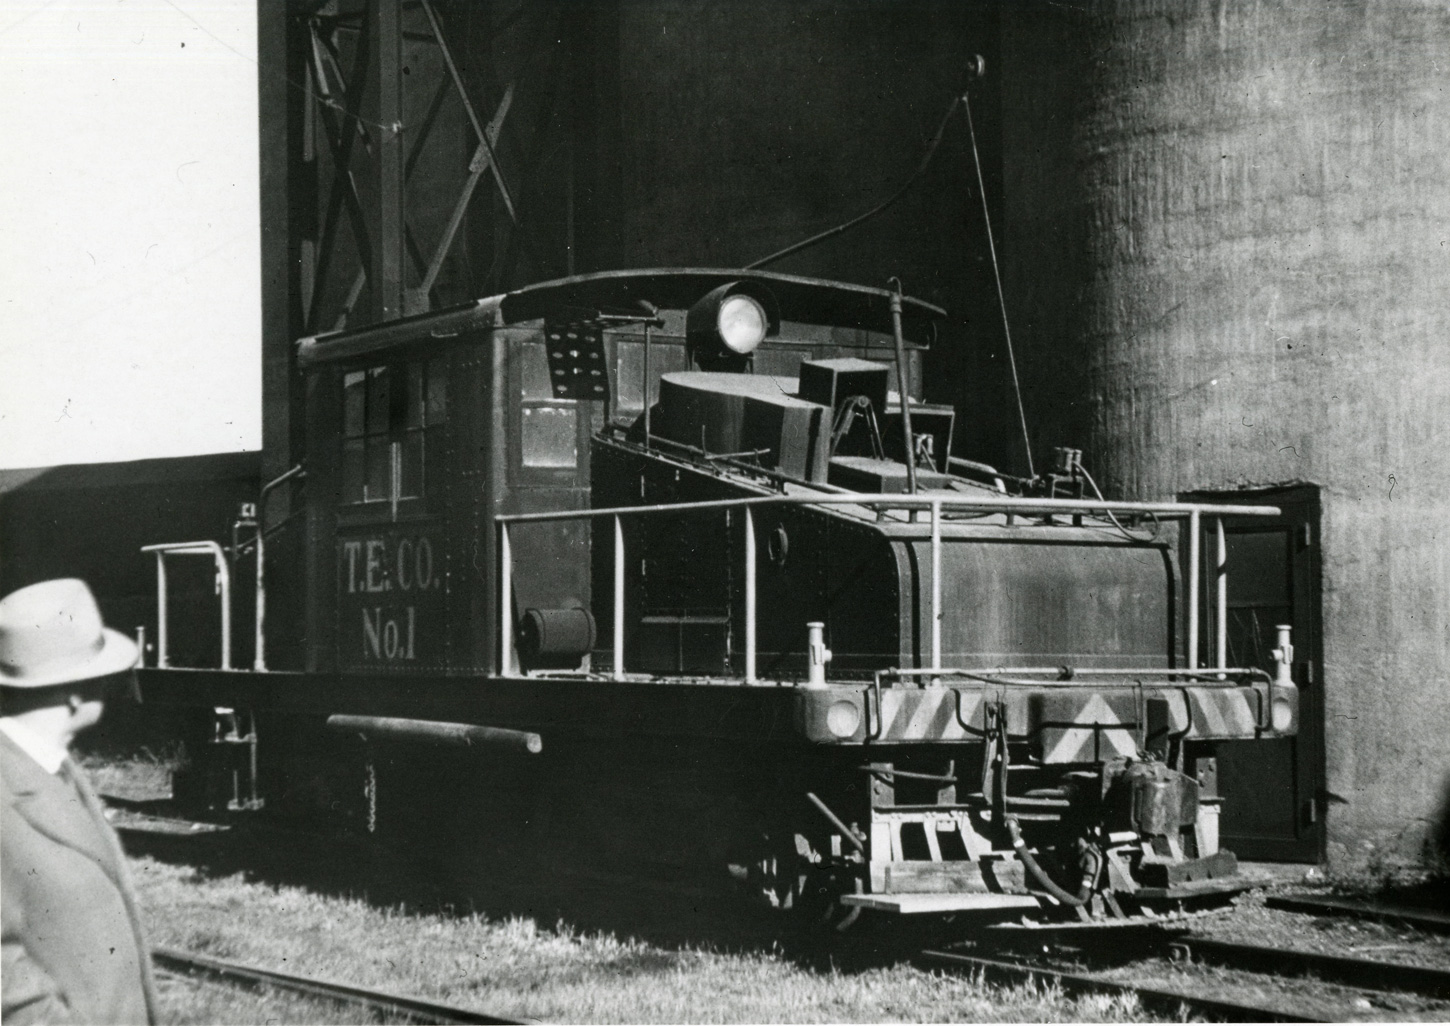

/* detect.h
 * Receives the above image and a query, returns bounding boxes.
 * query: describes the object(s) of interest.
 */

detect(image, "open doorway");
[1180,484,1325,863]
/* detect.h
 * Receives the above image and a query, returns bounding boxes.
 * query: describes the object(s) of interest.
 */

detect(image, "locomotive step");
[840,892,1043,914]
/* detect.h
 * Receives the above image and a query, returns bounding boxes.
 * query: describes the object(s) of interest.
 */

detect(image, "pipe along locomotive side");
[139,268,1298,929]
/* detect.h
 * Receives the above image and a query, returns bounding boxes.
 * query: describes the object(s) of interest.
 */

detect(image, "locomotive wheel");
[728,829,866,931]
[799,869,864,932]
[728,830,811,911]
[783,832,864,932]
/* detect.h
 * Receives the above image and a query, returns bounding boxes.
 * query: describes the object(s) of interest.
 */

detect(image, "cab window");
[341,357,447,505]
[517,342,578,471]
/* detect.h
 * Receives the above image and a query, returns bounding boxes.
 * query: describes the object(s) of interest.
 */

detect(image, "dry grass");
[94,752,1164,1023]
[79,746,177,802]
[131,857,1159,1024]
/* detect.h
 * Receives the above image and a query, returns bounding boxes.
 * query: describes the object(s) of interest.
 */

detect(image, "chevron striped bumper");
[795,679,1277,758]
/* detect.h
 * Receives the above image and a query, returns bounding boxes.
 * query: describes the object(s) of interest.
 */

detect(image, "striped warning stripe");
[872,685,1262,745]
[1176,687,1260,737]
[1040,693,1140,763]
[877,688,977,741]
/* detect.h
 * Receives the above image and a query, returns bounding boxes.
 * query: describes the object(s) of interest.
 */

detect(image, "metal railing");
[252,465,305,671]
[141,541,232,670]
[496,492,1279,682]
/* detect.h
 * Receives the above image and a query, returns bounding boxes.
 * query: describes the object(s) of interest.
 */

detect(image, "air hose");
[1004,815,1101,908]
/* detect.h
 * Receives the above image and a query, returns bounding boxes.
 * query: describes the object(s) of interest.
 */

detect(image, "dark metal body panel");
[593,435,1177,679]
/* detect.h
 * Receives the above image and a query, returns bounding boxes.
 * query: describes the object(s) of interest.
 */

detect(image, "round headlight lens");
[1271,695,1296,733]
[825,699,861,739]
[717,294,768,354]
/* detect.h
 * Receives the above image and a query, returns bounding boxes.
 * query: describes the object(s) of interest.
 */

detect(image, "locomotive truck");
[138,268,1297,928]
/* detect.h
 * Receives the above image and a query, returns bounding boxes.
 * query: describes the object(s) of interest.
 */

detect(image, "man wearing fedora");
[1,579,157,1025]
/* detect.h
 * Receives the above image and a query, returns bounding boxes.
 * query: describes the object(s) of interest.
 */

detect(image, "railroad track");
[917,947,1317,1022]
[921,930,1450,1022]
[1175,936,1450,1001]
[1266,893,1450,934]
[151,947,522,1025]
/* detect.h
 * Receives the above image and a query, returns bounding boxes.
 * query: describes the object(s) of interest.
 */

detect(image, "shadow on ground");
[116,806,970,973]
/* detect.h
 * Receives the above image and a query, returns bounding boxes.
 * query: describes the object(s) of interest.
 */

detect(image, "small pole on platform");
[931,498,942,672]
[500,523,516,675]
[1215,516,1228,676]
[744,506,757,683]
[1187,508,1200,671]
[613,515,626,681]
[155,552,169,669]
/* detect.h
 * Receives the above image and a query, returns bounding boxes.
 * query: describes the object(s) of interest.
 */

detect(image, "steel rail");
[1266,894,1450,934]
[917,948,1316,1023]
[151,947,521,1025]
[1179,936,1450,999]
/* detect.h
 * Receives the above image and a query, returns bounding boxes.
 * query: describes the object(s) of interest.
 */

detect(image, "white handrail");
[744,507,757,683]
[500,523,516,675]
[1187,509,1201,671]
[141,541,231,670]
[613,516,625,681]
[931,498,942,671]
[495,492,1278,684]
[253,464,306,672]
[1216,516,1229,674]
[497,492,1281,525]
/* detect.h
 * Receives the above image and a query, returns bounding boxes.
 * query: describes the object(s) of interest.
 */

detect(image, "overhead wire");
[962,91,1035,481]
[744,68,1039,483]
[745,93,963,271]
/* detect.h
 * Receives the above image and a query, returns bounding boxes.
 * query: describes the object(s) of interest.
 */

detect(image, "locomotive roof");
[297,268,946,368]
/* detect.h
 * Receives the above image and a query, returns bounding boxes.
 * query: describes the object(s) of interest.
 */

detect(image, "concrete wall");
[1001,0,1450,870]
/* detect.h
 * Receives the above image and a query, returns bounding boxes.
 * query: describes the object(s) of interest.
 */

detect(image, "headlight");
[686,281,778,370]
[826,700,862,739]
[1271,691,1298,733]
[717,294,768,354]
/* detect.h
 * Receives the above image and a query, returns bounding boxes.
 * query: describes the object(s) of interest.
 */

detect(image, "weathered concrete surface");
[1004,0,1450,870]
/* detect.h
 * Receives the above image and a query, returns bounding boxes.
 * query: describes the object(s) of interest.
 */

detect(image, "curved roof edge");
[298,268,946,368]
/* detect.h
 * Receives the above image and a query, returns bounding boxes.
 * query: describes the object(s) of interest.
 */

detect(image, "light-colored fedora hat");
[0,579,139,688]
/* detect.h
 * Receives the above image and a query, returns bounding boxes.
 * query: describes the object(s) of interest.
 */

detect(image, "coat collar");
[0,716,68,774]
[1,730,124,886]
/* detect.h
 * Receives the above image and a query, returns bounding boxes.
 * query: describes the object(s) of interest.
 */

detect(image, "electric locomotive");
[139,267,1298,927]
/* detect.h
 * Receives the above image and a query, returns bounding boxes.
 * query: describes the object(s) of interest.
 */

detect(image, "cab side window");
[517,342,578,471]
[341,357,447,505]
